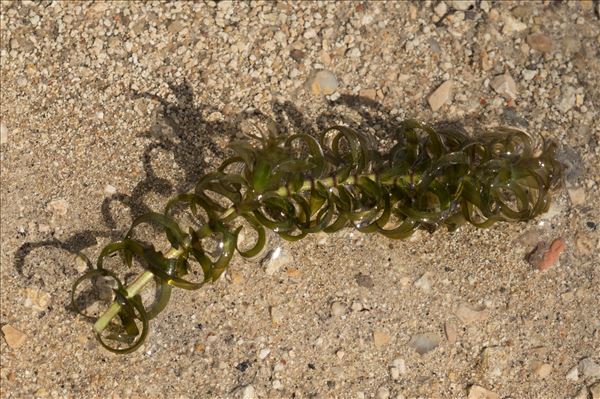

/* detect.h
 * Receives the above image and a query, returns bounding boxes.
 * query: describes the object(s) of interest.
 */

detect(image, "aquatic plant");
[72,119,563,353]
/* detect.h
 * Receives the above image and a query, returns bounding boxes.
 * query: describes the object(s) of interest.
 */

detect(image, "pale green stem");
[93,247,184,334]
[94,172,410,334]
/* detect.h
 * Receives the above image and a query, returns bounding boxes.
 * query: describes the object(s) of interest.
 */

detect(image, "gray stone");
[580,357,600,378]
[557,85,577,113]
[408,333,440,355]
[355,273,374,289]
[522,69,537,81]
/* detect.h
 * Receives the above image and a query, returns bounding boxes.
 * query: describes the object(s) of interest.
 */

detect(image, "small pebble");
[479,347,508,379]
[272,380,283,390]
[575,232,595,255]
[434,2,448,17]
[580,357,600,378]
[1,325,27,349]
[566,365,579,381]
[270,306,285,325]
[24,288,51,311]
[527,33,554,53]
[455,303,489,324]
[526,238,565,271]
[331,301,347,317]
[574,387,589,399]
[359,88,377,101]
[522,69,537,81]
[590,382,600,399]
[104,184,117,195]
[289,49,305,63]
[376,387,390,399]
[47,198,69,217]
[390,358,407,380]
[408,333,440,355]
[258,348,271,360]
[533,362,552,379]
[306,70,338,95]
[303,28,317,39]
[373,329,390,348]
[263,248,291,276]
[241,385,256,399]
[480,1,490,12]
[490,73,518,100]
[468,385,500,399]
[445,321,458,344]
[451,0,474,11]
[502,14,527,35]
[428,80,454,112]
[227,270,244,285]
[557,85,577,113]
[351,301,364,312]
[355,273,374,289]
[346,47,361,58]
[414,273,432,293]
[0,122,7,144]
[567,186,586,206]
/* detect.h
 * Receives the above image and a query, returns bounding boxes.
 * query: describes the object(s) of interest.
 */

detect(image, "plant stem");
[93,247,184,334]
[94,172,412,334]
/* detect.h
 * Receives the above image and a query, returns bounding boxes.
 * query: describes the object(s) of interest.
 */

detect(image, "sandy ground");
[1,1,599,398]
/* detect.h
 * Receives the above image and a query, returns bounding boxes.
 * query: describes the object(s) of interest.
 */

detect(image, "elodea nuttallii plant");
[71,119,563,353]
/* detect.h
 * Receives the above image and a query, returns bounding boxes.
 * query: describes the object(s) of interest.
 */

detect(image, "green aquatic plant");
[72,119,563,353]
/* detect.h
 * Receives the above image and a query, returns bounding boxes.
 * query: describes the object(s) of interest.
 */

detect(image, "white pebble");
[346,47,361,58]
[241,385,256,399]
[258,348,271,360]
[413,273,432,293]
[376,387,390,399]
[331,301,347,317]
[0,122,7,144]
[303,28,317,39]
[566,365,579,381]
[306,70,339,96]
[104,184,117,195]
[428,80,454,111]
[434,2,448,17]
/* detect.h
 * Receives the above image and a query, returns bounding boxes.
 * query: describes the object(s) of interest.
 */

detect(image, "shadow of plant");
[14,83,406,285]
